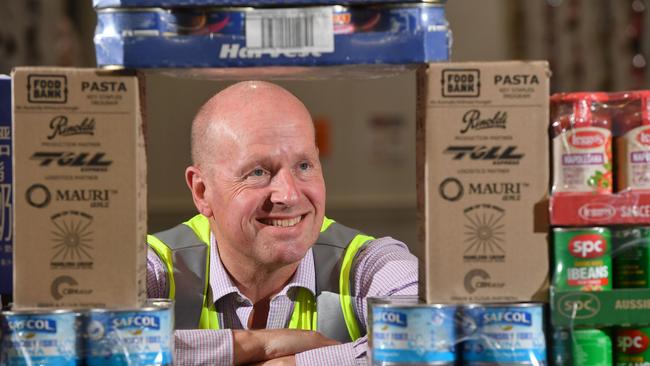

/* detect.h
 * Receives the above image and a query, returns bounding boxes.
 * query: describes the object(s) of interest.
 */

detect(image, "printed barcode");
[246,7,334,53]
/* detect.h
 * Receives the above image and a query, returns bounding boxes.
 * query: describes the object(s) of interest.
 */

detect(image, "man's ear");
[186,165,213,217]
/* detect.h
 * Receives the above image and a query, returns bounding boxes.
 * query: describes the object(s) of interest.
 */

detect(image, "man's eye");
[299,162,311,171]
[250,168,266,177]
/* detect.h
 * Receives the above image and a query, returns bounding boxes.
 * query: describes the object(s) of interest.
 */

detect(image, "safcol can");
[0,309,80,366]
[368,296,456,365]
[84,299,173,366]
[613,227,650,288]
[553,227,613,291]
[572,328,612,366]
[461,303,547,365]
[615,327,650,366]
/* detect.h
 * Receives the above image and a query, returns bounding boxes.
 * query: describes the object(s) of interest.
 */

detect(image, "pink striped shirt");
[147,230,418,366]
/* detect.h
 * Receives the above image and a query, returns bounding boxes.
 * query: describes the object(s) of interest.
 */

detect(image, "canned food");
[461,303,546,365]
[572,328,612,366]
[368,296,456,365]
[613,227,650,288]
[552,328,572,366]
[553,227,613,291]
[0,309,81,366]
[84,300,173,366]
[615,327,650,365]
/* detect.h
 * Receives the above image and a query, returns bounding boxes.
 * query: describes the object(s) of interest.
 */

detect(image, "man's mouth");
[259,216,303,227]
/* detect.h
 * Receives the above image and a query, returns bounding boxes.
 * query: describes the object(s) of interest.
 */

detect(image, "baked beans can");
[553,227,612,292]
[612,227,650,289]
[615,327,650,365]
[572,328,612,366]
[84,299,173,366]
[0,309,81,365]
[461,303,546,365]
[614,90,650,191]
[368,296,456,365]
[551,328,572,366]
[551,92,612,194]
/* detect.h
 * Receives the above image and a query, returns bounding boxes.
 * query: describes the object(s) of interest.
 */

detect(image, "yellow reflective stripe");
[321,217,335,232]
[182,214,215,329]
[183,214,211,244]
[288,287,317,330]
[147,234,176,299]
[199,294,220,329]
[339,234,373,341]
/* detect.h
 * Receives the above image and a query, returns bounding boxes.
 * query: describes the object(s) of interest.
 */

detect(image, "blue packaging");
[94,4,450,68]
[0,76,11,296]
[461,303,547,365]
[94,0,432,8]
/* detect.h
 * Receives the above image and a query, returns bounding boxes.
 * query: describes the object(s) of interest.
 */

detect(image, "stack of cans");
[0,300,174,366]
[368,297,547,365]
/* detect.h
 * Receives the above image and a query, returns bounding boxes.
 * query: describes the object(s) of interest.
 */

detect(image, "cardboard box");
[0,76,12,296]
[94,0,426,8]
[12,68,147,309]
[417,61,550,303]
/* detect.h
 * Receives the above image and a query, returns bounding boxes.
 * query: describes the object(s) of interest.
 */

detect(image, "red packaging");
[614,90,650,191]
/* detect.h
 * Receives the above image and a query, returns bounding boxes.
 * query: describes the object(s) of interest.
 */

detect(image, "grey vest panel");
[153,224,208,330]
[151,221,368,340]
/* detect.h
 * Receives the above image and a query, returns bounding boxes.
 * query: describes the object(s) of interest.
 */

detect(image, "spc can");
[553,227,613,291]
[84,299,174,366]
[615,326,650,365]
[368,296,456,365]
[613,227,650,288]
[572,328,612,366]
[461,303,547,365]
[0,309,81,366]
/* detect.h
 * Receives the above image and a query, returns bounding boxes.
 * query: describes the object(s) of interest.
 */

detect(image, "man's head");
[186,81,326,270]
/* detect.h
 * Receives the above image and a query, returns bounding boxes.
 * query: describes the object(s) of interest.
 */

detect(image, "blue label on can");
[85,308,173,366]
[372,306,456,364]
[1,311,80,366]
[462,305,547,364]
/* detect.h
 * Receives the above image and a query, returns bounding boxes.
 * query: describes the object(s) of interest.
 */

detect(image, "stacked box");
[11,68,147,309]
[0,76,11,297]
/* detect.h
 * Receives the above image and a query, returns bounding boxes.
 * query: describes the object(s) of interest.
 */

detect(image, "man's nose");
[270,169,299,205]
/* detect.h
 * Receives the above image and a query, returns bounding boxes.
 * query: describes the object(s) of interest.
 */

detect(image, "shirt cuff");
[296,337,368,366]
[173,329,234,366]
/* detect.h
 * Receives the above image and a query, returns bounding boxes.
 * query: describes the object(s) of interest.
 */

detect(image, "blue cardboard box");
[95,4,450,68]
[95,0,432,8]
[0,76,12,296]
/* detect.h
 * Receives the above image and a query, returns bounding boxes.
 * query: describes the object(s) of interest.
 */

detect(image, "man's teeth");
[263,217,302,227]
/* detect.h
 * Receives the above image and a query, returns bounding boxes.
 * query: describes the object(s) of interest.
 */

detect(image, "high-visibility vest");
[147,214,374,343]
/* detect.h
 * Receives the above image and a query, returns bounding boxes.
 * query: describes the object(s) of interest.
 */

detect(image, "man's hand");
[249,355,296,366]
[233,329,339,365]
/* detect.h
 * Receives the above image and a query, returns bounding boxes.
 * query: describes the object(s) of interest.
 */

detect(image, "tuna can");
[368,296,456,365]
[461,303,547,365]
[0,309,81,366]
[553,227,613,291]
[572,328,612,366]
[613,227,650,288]
[615,327,650,365]
[84,299,174,366]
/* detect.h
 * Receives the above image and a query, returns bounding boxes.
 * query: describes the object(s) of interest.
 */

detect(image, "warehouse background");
[0,0,648,252]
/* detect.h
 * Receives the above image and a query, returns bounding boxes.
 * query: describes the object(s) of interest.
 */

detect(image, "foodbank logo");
[557,292,600,319]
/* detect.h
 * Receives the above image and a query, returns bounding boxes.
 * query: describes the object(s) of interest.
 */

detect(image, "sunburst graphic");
[463,204,506,255]
[51,211,94,261]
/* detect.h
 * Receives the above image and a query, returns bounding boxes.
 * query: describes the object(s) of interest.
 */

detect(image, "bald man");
[146,81,418,366]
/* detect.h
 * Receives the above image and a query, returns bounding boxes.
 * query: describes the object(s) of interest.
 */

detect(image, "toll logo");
[27,74,67,103]
[30,152,112,172]
[376,310,407,327]
[442,69,480,97]
[617,330,649,354]
[112,315,161,330]
[569,234,607,258]
[482,311,532,327]
[7,318,57,333]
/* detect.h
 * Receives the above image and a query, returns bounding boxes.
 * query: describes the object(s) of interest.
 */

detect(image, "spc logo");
[617,330,650,354]
[112,315,161,330]
[578,203,616,221]
[637,128,650,146]
[376,310,407,327]
[27,74,67,103]
[558,292,600,319]
[569,234,607,258]
[8,319,57,333]
[483,311,532,327]
[569,130,606,149]
[441,69,480,97]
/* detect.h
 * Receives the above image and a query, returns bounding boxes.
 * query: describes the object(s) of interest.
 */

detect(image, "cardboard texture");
[417,61,550,303]
[12,68,147,309]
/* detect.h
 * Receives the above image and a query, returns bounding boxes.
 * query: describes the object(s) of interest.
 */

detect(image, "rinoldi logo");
[617,330,650,354]
[558,292,600,319]
[578,203,616,221]
[569,130,607,148]
[569,234,607,258]
[637,128,650,146]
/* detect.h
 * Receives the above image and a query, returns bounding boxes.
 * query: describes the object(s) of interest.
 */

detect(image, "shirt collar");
[209,232,316,303]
